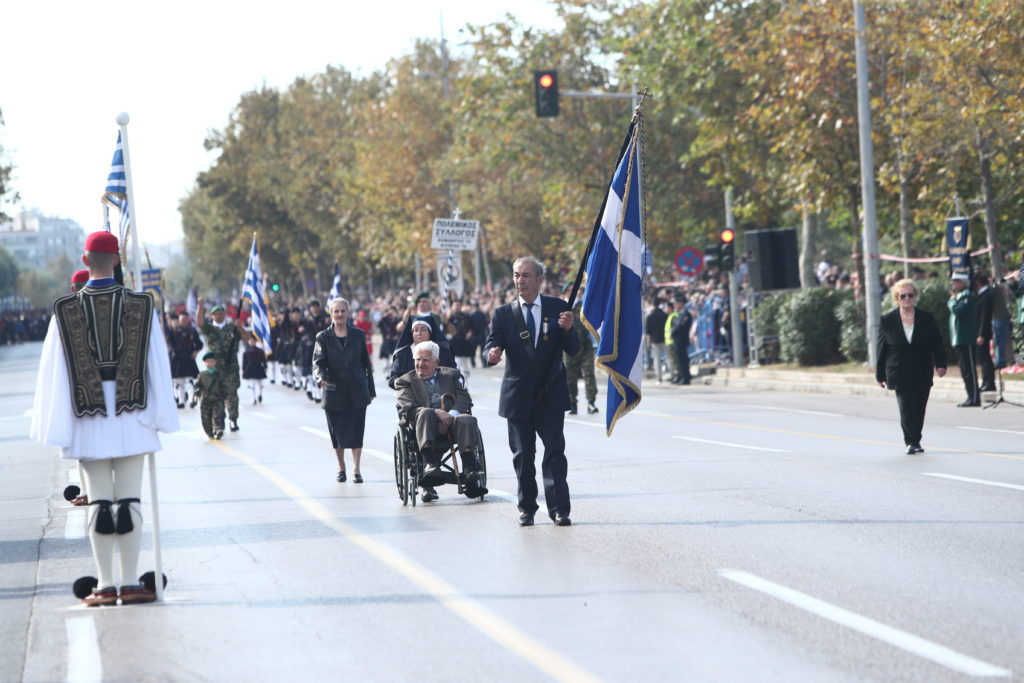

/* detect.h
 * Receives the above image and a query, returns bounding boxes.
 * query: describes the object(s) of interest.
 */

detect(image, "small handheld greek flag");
[242,236,273,356]
[328,263,341,302]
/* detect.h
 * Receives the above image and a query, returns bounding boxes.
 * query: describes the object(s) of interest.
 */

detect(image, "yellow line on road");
[212,441,600,683]
[635,410,1024,461]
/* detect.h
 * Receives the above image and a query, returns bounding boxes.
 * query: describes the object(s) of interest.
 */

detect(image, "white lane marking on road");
[299,426,331,440]
[64,509,86,540]
[253,412,279,420]
[673,436,789,453]
[744,403,842,417]
[362,447,394,463]
[66,616,103,682]
[565,418,602,428]
[487,488,516,503]
[923,473,1024,492]
[956,426,1024,436]
[214,442,598,683]
[720,570,1012,678]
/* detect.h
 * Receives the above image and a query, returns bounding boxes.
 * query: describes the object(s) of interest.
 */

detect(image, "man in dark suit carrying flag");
[484,257,579,527]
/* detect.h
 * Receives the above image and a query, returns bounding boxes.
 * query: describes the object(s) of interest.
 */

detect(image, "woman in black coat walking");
[313,298,376,482]
[876,279,947,454]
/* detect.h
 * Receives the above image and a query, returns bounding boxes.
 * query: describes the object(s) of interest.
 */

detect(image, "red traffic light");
[539,74,554,88]
[720,228,736,243]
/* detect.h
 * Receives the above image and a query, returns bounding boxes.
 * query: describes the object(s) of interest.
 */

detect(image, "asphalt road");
[2,340,1022,682]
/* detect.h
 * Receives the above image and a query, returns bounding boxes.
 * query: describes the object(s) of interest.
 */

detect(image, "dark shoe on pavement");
[979,384,997,392]
[119,584,157,605]
[421,487,439,503]
[956,400,981,407]
[518,512,535,527]
[912,443,924,453]
[230,419,240,431]
[587,402,599,414]
[213,430,223,440]
[189,400,197,409]
[553,513,572,527]
[905,445,916,455]
[83,586,119,607]
[336,471,347,483]
[353,473,363,484]
[568,405,578,415]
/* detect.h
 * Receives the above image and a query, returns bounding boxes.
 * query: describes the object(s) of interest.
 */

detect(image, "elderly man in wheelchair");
[393,340,487,504]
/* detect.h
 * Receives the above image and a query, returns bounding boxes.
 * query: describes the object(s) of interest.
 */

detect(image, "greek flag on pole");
[328,263,341,302]
[242,236,273,355]
[581,123,644,435]
[103,133,130,243]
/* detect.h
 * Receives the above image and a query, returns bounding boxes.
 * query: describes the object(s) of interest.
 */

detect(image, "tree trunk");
[898,160,912,279]
[799,203,817,288]
[976,129,1003,279]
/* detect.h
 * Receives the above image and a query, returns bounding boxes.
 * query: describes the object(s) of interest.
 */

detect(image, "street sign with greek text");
[431,219,480,251]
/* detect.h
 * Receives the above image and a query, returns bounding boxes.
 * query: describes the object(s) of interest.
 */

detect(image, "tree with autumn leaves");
[181,1,1024,297]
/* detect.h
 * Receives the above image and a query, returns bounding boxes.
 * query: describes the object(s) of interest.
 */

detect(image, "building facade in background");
[0,209,85,268]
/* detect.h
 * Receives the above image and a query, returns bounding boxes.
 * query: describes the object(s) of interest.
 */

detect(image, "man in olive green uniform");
[196,298,250,431]
[564,283,598,415]
[948,273,979,407]
[194,352,227,439]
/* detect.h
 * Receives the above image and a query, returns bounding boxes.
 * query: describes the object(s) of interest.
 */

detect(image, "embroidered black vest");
[53,283,154,417]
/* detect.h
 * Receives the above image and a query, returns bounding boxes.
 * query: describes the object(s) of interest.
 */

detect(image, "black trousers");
[955,344,980,403]
[674,343,691,383]
[977,338,995,388]
[895,386,930,446]
[507,410,570,518]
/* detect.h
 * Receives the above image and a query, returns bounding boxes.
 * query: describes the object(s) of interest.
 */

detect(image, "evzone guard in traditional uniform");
[31,231,179,606]
[63,270,93,508]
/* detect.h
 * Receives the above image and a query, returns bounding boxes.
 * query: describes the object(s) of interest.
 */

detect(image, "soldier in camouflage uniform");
[194,352,227,439]
[196,298,251,432]
[564,283,598,415]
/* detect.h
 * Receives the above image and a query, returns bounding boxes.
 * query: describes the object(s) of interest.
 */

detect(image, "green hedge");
[779,288,845,365]
[753,278,954,366]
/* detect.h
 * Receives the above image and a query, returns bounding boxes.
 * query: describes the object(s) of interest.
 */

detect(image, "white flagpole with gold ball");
[116,112,165,601]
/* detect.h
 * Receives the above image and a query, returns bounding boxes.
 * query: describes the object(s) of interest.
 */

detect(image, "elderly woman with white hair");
[313,298,375,482]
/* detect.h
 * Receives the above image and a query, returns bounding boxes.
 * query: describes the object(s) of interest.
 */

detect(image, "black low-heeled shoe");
[336,471,346,482]
[353,473,363,483]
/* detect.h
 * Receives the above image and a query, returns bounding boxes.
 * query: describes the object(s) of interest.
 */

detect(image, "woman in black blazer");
[875,279,947,454]
[313,298,375,482]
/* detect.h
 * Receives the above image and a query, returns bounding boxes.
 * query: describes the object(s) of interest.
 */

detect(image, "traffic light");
[270,282,280,293]
[720,228,736,271]
[534,70,559,117]
[705,243,721,269]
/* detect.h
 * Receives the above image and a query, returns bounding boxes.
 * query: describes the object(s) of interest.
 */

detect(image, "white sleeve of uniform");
[29,317,74,448]
[137,312,180,434]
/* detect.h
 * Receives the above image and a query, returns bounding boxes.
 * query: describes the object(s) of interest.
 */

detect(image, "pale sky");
[0,0,560,245]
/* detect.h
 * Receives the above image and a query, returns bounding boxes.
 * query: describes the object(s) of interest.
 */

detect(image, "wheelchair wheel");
[393,431,407,505]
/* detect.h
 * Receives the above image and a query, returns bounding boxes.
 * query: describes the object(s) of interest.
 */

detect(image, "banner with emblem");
[946,217,970,277]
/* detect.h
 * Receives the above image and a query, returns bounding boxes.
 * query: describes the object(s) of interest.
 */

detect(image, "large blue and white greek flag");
[581,123,644,435]
[242,236,273,355]
[328,263,341,302]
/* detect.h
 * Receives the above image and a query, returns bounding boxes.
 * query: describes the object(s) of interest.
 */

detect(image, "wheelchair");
[392,412,487,507]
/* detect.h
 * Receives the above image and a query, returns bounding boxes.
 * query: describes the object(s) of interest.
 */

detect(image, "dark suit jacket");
[483,296,579,419]
[975,287,994,340]
[393,366,472,422]
[875,308,947,392]
[312,326,375,412]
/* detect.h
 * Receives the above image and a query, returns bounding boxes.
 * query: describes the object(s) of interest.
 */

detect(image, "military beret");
[71,270,89,284]
[210,304,225,313]
[202,351,217,361]
[84,231,119,254]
